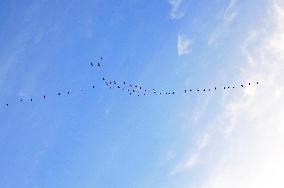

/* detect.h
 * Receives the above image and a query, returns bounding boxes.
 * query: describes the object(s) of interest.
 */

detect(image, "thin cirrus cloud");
[169,0,185,20]
[197,2,284,187]
[177,34,192,56]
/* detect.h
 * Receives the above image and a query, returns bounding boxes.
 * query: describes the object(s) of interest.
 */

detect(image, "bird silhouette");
[68,91,70,94]
[6,104,8,106]
[97,63,101,67]
[185,90,187,93]
[100,57,103,60]
[228,87,230,89]
[44,95,46,99]
[241,85,244,87]
[91,63,93,67]
[224,87,226,89]
[215,87,217,90]
[118,86,120,89]
[257,82,259,84]
[103,77,105,81]
[31,99,33,102]
[197,90,200,92]
[93,85,95,88]
[124,82,126,85]
[140,87,142,89]
[20,99,23,102]
[203,89,206,92]
[249,83,251,85]
[58,93,61,96]
[135,86,137,88]
[172,92,175,94]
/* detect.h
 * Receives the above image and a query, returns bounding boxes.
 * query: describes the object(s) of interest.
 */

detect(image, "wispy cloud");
[177,34,192,56]
[169,0,185,20]
[199,2,284,187]
[223,0,238,23]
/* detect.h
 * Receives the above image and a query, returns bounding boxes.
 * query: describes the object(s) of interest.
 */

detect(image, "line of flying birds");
[3,57,259,107]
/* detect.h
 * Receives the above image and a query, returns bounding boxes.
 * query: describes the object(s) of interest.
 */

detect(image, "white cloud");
[199,1,284,188]
[223,0,238,23]
[169,0,185,20]
[177,34,192,56]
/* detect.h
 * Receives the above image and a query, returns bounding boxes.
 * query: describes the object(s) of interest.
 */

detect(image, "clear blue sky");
[1,0,284,188]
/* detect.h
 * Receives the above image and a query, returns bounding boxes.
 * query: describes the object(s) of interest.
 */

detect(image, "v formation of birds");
[3,57,259,107]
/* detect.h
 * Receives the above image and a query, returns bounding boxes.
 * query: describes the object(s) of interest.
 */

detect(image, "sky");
[0,0,284,187]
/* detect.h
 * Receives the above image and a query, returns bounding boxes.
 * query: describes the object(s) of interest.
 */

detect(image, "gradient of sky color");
[1,0,284,187]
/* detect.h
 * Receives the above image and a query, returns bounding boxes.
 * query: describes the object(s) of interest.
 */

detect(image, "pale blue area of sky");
[0,0,269,188]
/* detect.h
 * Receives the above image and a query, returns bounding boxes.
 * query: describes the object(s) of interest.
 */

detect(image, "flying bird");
[20,99,23,102]
[241,85,244,87]
[44,95,46,99]
[118,86,120,89]
[6,104,8,106]
[93,85,95,88]
[100,57,103,60]
[58,93,61,96]
[124,82,126,85]
[249,83,251,85]
[257,82,259,84]
[68,92,70,94]
[97,63,101,67]
[140,87,142,89]
[31,99,33,102]
[91,63,93,67]
[185,90,187,93]
[103,77,105,81]
[172,92,175,94]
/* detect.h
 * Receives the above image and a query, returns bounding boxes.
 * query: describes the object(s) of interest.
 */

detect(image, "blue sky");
[1,0,284,187]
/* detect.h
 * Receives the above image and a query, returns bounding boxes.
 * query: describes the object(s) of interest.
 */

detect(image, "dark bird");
[185,90,187,93]
[118,86,120,89]
[133,90,135,92]
[190,89,192,92]
[224,87,226,89]
[228,87,230,89]
[233,87,235,89]
[128,90,130,92]
[130,93,132,95]
[44,95,46,99]
[154,92,156,94]
[172,92,175,94]
[100,57,103,60]
[138,95,140,96]
[130,85,132,87]
[135,86,137,88]
[140,87,142,89]
[241,85,244,87]
[145,89,147,92]
[249,83,251,85]
[103,77,105,81]
[6,104,8,106]
[160,93,162,95]
[203,89,206,92]
[144,94,146,96]
[153,89,155,91]
[97,63,101,67]
[31,99,33,102]
[58,93,61,96]
[110,81,112,84]
[124,82,126,85]
[215,87,217,90]
[166,93,168,95]
[20,99,23,102]
[91,63,93,66]
[93,85,95,88]
[68,92,70,94]
[197,90,200,92]
[257,82,259,84]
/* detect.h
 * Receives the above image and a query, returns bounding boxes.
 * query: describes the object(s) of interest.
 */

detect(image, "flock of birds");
[3,57,259,107]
